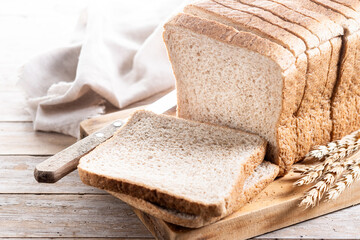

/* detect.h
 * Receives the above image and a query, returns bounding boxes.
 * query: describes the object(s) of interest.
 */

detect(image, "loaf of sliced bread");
[78,110,267,219]
[163,0,360,175]
[109,161,279,228]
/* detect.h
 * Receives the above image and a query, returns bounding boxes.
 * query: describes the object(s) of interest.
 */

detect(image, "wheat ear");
[296,129,360,207]
[294,164,324,186]
[305,130,360,161]
[326,162,360,200]
[298,161,348,208]
[294,153,347,186]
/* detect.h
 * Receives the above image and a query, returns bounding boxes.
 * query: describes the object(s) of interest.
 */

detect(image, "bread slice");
[164,13,301,174]
[78,110,267,218]
[108,161,279,228]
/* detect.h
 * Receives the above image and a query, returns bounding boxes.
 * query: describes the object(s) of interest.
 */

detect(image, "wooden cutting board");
[80,105,360,240]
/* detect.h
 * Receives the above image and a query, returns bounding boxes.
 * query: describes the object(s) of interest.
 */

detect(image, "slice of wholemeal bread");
[78,110,267,218]
[164,13,298,175]
[108,161,279,228]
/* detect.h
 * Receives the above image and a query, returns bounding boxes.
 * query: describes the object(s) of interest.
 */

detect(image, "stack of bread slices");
[164,0,360,175]
[78,111,279,227]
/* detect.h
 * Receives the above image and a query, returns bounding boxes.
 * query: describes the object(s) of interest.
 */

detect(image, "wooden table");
[1,0,359,239]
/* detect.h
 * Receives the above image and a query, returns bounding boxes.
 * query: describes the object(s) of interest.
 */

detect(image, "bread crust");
[212,0,319,49]
[78,110,267,219]
[293,0,359,34]
[108,162,279,228]
[295,0,360,140]
[331,32,360,139]
[165,13,295,71]
[184,1,306,56]
[311,0,360,21]
[236,0,342,44]
[310,0,360,142]
[330,0,360,12]
[266,0,343,37]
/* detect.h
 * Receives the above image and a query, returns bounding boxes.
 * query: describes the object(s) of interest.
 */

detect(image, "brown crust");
[311,0,360,20]
[212,0,320,49]
[236,0,341,44]
[297,0,348,23]
[184,1,306,56]
[165,13,295,71]
[78,110,267,219]
[78,168,222,217]
[108,162,279,228]
[331,31,360,139]
[267,0,343,37]
[305,0,360,141]
[330,0,360,12]
[226,139,267,209]
[295,0,359,34]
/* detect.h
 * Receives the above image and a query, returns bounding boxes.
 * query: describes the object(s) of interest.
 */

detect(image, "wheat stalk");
[294,164,324,186]
[298,162,346,208]
[326,162,360,200]
[295,129,360,208]
[305,130,360,161]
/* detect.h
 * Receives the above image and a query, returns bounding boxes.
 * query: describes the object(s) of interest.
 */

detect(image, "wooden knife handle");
[34,120,125,183]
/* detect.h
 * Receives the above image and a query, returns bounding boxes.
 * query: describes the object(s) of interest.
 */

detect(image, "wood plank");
[0,194,153,238]
[0,156,103,194]
[257,204,360,239]
[0,122,75,155]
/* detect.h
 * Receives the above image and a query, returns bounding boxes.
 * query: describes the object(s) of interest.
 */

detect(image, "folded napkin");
[18,0,187,138]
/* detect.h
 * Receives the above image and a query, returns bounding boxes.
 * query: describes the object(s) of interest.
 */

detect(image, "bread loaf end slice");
[78,110,266,218]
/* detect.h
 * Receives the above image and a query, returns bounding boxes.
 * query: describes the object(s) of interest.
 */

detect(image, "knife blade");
[34,90,177,183]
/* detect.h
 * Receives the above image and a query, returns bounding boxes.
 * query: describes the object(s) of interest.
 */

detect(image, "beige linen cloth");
[18,0,187,138]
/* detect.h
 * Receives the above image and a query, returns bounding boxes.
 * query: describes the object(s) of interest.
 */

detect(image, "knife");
[34,90,177,183]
